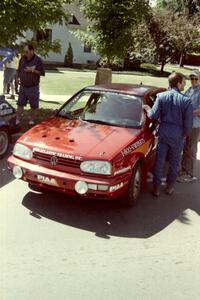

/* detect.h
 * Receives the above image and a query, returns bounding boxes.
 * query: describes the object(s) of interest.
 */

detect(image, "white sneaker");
[177,174,197,183]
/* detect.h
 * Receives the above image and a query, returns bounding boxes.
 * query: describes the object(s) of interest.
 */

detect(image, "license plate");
[36,175,58,187]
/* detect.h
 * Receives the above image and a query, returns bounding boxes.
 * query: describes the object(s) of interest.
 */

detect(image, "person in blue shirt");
[178,70,200,182]
[143,72,193,197]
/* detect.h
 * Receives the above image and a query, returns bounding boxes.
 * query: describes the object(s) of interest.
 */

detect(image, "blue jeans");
[153,139,184,186]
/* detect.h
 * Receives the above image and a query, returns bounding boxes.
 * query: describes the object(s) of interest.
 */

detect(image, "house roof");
[65,2,87,29]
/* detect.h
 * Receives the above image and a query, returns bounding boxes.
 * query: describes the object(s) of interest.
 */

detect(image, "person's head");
[24,43,35,60]
[189,70,200,88]
[168,72,186,91]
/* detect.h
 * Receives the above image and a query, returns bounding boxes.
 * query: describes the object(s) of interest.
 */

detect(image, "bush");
[96,57,123,71]
[124,57,142,70]
[64,42,73,67]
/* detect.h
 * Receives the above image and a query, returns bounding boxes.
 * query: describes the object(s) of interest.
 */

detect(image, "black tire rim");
[0,131,9,156]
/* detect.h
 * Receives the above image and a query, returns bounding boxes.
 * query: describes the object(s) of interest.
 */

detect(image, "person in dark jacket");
[16,43,45,125]
[143,72,193,196]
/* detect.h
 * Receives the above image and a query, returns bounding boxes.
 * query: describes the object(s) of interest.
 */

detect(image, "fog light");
[98,185,109,191]
[75,181,88,195]
[13,166,23,179]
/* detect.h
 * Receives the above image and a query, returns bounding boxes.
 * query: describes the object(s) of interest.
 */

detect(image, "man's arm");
[183,100,193,136]
[35,58,45,76]
[144,97,161,121]
[16,57,22,83]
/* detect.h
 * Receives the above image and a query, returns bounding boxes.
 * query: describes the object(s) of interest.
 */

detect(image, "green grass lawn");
[40,64,193,97]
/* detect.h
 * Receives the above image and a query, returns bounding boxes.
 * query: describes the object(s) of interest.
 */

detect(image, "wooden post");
[95,68,112,85]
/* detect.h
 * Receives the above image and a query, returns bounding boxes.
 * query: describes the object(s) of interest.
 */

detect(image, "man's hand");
[24,67,33,73]
[193,108,200,117]
[143,104,151,113]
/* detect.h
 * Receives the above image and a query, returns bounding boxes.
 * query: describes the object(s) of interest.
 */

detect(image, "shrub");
[64,42,73,67]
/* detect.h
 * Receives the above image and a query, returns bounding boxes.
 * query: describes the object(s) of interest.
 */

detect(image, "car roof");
[84,83,162,96]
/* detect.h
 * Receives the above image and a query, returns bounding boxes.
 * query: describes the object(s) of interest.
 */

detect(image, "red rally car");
[8,84,165,206]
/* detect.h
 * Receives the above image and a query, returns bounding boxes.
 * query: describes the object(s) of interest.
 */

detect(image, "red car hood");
[19,117,141,160]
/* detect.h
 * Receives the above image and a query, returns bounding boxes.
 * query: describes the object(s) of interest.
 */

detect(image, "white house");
[25,3,100,65]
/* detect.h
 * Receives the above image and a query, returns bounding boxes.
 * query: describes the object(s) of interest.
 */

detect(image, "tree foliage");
[79,0,150,63]
[0,0,70,55]
[131,9,200,71]
[157,0,200,16]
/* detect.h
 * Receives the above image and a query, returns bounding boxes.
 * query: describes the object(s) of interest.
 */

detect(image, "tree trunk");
[179,52,184,67]
[160,61,165,73]
[95,68,112,85]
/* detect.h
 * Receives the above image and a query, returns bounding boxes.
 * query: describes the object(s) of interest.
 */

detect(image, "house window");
[68,15,80,25]
[36,29,52,42]
[84,42,91,53]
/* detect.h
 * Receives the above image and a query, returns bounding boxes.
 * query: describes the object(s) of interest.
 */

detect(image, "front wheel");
[125,163,142,207]
[0,128,10,159]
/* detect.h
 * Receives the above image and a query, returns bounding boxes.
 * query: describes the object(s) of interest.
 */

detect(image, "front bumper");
[8,155,131,200]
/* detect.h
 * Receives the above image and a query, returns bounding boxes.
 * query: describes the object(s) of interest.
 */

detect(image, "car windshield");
[58,91,143,128]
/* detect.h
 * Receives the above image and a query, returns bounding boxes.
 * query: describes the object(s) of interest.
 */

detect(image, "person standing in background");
[3,56,18,100]
[16,43,45,125]
[178,70,200,182]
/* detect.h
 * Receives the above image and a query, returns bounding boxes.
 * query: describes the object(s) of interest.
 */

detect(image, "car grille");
[33,151,81,168]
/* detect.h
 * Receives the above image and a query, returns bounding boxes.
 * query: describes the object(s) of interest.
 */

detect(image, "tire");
[0,128,10,159]
[125,162,142,207]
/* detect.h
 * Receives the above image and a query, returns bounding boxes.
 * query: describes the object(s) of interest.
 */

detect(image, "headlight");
[13,143,33,160]
[80,160,112,175]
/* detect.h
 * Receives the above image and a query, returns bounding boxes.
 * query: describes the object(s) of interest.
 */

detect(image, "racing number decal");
[121,138,153,157]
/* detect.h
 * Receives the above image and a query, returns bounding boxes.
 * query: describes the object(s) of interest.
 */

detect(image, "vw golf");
[8,84,165,206]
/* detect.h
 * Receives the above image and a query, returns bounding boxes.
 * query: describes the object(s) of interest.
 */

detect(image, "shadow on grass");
[40,99,63,105]
[45,66,171,78]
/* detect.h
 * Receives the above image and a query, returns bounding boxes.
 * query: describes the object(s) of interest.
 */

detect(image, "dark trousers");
[153,140,184,186]
[181,128,200,176]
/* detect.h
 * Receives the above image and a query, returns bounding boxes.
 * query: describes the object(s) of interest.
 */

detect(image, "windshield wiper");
[82,119,116,126]
[59,112,76,120]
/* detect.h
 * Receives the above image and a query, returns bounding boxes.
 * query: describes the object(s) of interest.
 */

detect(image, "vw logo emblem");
[50,156,58,166]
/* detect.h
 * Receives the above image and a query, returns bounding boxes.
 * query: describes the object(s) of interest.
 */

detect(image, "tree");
[64,42,74,67]
[0,0,70,55]
[131,8,200,71]
[147,11,177,72]
[157,0,200,16]
[78,0,151,65]
[168,13,200,66]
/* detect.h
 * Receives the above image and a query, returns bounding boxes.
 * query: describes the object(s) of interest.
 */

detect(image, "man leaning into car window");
[143,72,193,197]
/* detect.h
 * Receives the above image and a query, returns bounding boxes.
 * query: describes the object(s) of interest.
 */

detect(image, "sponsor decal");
[0,103,13,116]
[33,147,82,161]
[37,175,58,186]
[110,182,124,192]
[121,138,145,157]
[114,166,131,176]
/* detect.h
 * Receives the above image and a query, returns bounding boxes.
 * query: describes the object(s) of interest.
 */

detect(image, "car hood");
[19,117,141,160]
